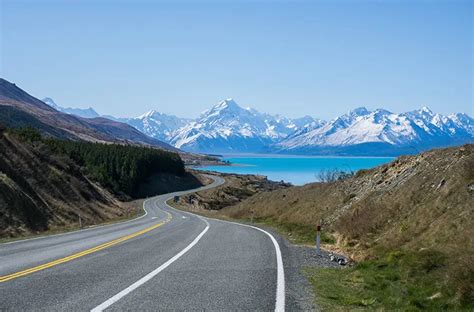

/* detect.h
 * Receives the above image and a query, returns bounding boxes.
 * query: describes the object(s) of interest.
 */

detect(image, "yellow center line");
[0,214,172,283]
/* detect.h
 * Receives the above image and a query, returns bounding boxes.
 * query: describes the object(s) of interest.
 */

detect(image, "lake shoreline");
[195,155,395,185]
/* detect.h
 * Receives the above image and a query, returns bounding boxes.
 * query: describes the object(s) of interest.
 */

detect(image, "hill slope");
[0,130,121,237]
[225,145,473,258]
[0,78,174,150]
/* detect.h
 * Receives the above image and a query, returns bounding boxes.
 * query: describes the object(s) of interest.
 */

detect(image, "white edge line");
[89,175,284,311]
[208,218,285,312]
[91,216,210,312]
[163,184,285,312]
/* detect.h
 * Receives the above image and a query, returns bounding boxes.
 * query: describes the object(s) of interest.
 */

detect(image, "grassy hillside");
[178,145,474,309]
[0,127,199,238]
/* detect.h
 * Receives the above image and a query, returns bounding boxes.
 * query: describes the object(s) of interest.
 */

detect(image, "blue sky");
[0,0,472,119]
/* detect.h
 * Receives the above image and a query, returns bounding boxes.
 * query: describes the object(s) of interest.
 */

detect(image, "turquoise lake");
[197,155,395,185]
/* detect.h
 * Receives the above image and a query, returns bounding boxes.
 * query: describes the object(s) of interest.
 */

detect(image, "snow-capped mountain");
[275,106,474,155]
[42,95,473,155]
[42,97,100,118]
[169,99,319,153]
[122,110,190,142]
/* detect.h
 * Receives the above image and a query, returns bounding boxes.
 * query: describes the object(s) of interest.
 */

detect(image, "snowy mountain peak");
[411,106,435,118]
[349,107,370,117]
[138,110,159,119]
[213,98,240,111]
[421,106,433,113]
[169,98,319,152]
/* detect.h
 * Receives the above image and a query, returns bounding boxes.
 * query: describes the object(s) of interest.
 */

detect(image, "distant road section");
[0,175,285,311]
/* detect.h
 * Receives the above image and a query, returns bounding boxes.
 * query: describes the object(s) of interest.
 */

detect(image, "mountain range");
[42,96,473,156]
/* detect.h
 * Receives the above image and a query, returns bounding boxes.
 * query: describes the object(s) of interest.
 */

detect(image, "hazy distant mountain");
[42,97,100,119]
[169,99,319,153]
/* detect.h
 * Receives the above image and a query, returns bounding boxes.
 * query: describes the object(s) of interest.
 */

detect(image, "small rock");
[428,292,442,300]
[436,178,446,189]
[468,183,474,192]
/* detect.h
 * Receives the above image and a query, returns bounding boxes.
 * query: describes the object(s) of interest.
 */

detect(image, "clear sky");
[0,0,472,119]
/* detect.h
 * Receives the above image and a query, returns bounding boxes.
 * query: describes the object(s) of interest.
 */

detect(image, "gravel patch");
[254,226,346,311]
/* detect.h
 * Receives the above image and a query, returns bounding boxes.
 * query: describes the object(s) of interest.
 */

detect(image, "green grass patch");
[305,249,473,311]
[250,216,336,245]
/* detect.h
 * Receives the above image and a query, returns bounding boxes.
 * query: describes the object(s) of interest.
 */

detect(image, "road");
[0,175,285,311]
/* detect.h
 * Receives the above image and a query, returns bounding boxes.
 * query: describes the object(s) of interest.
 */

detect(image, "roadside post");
[251,210,255,223]
[316,222,321,256]
[79,215,83,229]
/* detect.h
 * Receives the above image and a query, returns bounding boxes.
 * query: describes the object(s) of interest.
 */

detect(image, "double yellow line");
[0,215,172,283]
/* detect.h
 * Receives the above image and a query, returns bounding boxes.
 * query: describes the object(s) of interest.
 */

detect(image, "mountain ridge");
[0,78,175,150]
[43,96,473,156]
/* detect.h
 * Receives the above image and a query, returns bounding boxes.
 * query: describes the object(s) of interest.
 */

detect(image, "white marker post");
[316,223,321,256]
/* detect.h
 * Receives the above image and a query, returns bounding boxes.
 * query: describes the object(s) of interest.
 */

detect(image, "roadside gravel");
[254,226,345,311]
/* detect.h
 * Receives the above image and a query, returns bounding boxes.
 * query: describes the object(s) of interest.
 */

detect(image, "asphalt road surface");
[0,175,286,311]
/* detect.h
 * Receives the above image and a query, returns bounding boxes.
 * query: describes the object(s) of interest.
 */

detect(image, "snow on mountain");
[275,106,474,154]
[123,110,190,142]
[41,95,473,155]
[42,97,100,118]
[42,97,60,110]
[169,99,318,153]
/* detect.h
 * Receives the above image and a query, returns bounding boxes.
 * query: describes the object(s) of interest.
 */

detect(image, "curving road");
[0,175,285,311]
